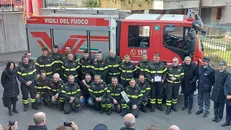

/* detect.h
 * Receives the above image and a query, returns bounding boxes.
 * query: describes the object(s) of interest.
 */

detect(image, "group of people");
[1,45,231,127]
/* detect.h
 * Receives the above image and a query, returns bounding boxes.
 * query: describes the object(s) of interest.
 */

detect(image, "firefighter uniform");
[145,61,167,111]
[60,82,82,114]
[51,52,63,74]
[137,60,150,76]
[47,80,64,107]
[119,62,137,87]
[92,60,108,81]
[35,55,54,78]
[89,81,107,113]
[79,56,93,80]
[62,60,80,82]
[35,77,50,106]
[105,55,122,84]
[124,85,143,117]
[106,83,126,115]
[17,63,37,111]
[165,65,184,115]
[136,80,151,112]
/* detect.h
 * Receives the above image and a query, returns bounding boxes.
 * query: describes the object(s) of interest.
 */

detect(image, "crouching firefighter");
[35,70,50,107]
[165,57,184,115]
[106,77,126,116]
[47,73,64,110]
[136,75,151,113]
[17,56,38,111]
[125,79,143,118]
[60,75,83,114]
[89,75,108,114]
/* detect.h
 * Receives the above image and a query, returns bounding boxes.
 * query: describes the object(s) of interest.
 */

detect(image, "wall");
[100,0,152,10]
[202,0,227,7]
[220,5,231,24]
[152,0,199,10]
[0,12,27,54]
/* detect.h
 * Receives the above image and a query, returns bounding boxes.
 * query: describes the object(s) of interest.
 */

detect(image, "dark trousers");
[36,92,50,105]
[93,98,106,111]
[150,82,164,105]
[3,97,18,108]
[166,83,180,107]
[225,104,231,123]
[127,103,139,117]
[183,92,194,109]
[21,84,36,105]
[213,102,225,119]
[63,98,80,114]
[198,90,210,112]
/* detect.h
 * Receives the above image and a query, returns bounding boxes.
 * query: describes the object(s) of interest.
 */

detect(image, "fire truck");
[25,8,204,64]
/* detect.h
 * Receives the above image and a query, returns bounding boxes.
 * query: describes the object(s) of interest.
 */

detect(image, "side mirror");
[201,30,206,35]
[192,19,203,31]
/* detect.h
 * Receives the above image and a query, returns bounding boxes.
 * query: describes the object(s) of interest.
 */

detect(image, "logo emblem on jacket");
[135,90,138,93]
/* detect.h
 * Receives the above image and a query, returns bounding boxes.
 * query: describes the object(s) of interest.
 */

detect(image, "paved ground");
[0,52,230,130]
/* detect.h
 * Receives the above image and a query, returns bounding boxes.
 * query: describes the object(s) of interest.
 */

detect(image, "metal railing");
[0,0,23,12]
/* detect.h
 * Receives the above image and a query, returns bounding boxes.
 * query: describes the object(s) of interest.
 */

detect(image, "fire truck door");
[125,25,152,63]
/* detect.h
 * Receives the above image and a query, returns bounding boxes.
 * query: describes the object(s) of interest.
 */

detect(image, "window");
[128,25,150,48]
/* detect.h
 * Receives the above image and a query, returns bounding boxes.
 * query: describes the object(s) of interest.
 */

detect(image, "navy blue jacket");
[198,65,215,92]
[224,74,231,106]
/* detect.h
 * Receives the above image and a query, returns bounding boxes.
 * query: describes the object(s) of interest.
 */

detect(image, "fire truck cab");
[25,8,204,64]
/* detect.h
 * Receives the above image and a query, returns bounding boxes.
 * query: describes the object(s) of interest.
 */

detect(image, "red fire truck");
[25,8,204,64]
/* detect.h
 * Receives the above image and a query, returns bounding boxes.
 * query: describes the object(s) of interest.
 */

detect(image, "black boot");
[59,102,64,111]
[221,122,231,127]
[165,106,171,115]
[23,104,28,112]
[171,105,177,112]
[150,105,155,112]
[8,106,13,116]
[99,108,104,114]
[74,107,79,113]
[157,104,164,111]
[32,103,38,110]
[13,104,18,113]
[141,106,147,113]
[107,109,112,115]
[212,117,218,122]
[120,109,127,117]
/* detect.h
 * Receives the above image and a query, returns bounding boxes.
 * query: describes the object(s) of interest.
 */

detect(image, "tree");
[113,0,152,10]
[85,0,101,7]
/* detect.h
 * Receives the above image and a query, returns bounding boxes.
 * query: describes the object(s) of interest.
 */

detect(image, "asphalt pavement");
[0,52,230,130]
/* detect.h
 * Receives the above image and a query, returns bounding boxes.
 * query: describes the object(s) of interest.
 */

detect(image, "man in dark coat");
[181,56,198,114]
[221,73,231,127]
[211,61,229,123]
[196,57,215,117]
[28,112,47,130]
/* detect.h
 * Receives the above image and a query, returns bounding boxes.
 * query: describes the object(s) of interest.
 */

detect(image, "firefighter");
[165,57,184,115]
[136,74,151,113]
[105,50,122,84]
[51,45,63,74]
[63,45,78,61]
[106,77,126,116]
[119,55,137,87]
[196,57,215,117]
[92,51,108,82]
[79,50,93,80]
[62,52,80,83]
[124,79,143,118]
[145,53,167,112]
[60,75,83,114]
[211,61,229,123]
[19,51,35,67]
[17,56,38,111]
[47,73,64,109]
[35,47,54,78]
[89,75,107,114]
[79,74,93,107]
[181,56,198,114]
[35,70,50,107]
[137,53,150,76]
